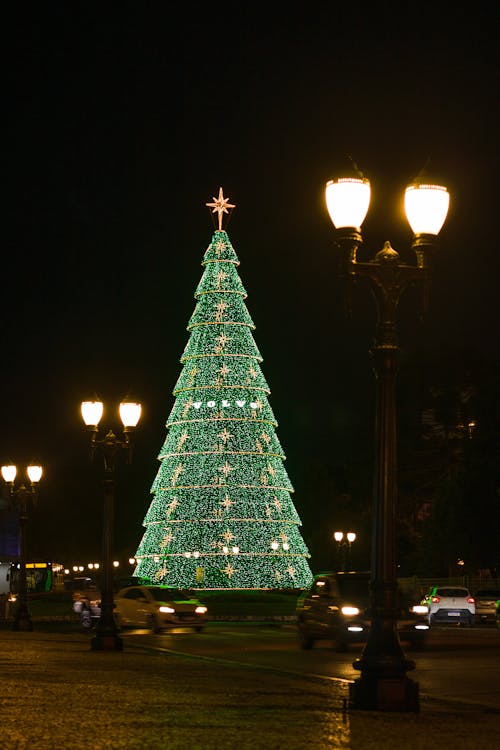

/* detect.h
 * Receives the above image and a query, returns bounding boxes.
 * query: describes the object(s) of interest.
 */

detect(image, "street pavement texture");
[0,630,498,750]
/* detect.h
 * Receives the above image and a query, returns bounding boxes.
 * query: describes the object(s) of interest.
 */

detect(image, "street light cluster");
[333,531,356,544]
[80,398,142,652]
[333,531,356,570]
[325,164,449,712]
[64,559,137,575]
[334,530,357,572]
[1,463,43,631]
[325,172,449,239]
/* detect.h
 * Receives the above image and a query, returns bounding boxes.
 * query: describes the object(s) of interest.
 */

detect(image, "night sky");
[2,4,498,569]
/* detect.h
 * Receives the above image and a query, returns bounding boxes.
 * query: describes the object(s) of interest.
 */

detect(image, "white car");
[421,585,475,626]
[114,585,208,633]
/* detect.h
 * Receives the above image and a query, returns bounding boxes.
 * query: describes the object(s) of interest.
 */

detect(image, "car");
[473,588,500,625]
[296,571,429,651]
[113,585,208,633]
[421,585,475,626]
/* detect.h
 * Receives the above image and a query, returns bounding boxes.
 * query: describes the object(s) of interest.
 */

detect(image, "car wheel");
[148,614,161,634]
[194,626,204,633]
[298,630,314,650]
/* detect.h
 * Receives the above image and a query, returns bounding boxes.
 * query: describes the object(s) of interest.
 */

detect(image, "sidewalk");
[0,628,498,750]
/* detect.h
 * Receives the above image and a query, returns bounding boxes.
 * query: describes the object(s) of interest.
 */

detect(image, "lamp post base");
[12,615,33,632]
[90,632,123,651]
[13,603,33,632]
[349,675,419,712]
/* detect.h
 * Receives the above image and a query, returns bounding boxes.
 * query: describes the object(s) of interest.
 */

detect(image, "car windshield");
[147,587,193,602]
[436,588,469,598]
[337,576,370,605]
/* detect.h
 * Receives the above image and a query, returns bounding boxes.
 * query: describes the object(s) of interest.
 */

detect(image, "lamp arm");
[349,257,426,335]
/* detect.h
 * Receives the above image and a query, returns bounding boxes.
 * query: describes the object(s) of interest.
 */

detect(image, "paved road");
[122,622,500,710]
[1,625,500,749]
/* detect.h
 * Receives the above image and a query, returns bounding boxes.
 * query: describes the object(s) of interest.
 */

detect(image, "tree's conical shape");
[134,228,313,589]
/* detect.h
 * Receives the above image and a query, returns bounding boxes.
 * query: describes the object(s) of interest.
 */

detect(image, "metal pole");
[91,459,123,651]
[347,245,420,711]
[13,492,33,632]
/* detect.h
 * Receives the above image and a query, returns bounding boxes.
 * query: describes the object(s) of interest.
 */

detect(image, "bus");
[6,562,65,594]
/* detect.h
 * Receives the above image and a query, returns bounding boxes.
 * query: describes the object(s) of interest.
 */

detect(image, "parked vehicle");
[296,571,429,651]
[421,585,475,626]
[473,588,500,624]
[114,585,208,633]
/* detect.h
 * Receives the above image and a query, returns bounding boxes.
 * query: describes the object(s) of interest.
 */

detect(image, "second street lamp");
[81,398,142,651]
[325,163,449,712]
[333,531,357,571]
[1,463,43,631]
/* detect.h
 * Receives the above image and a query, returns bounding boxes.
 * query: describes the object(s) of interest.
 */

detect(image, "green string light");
[134,230,313,589]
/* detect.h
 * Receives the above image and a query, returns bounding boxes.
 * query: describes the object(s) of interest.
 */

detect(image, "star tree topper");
[206,187,235,230]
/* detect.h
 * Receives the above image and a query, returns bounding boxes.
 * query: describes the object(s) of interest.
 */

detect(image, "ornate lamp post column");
[81,398,142,651]
[325,165,449,711]
[1,463,43,631]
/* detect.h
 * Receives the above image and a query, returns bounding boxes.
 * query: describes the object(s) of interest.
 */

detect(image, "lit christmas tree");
[134,189,313,589]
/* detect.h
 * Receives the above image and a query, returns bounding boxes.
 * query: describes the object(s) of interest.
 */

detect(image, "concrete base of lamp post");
[349,674,419,712]
[12,607,33,632]
[91,632,123,651]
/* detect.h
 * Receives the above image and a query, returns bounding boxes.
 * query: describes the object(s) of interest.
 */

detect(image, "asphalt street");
[0,628,499,750]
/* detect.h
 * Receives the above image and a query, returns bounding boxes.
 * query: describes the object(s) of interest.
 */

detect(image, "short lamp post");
[81,399,142,651]
[334,531,356,571]
[325,165,449,712]
[1,463,43,631]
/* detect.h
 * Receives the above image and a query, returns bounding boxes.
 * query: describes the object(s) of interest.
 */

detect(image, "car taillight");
[467,597,475,604]
[431,596,440,603]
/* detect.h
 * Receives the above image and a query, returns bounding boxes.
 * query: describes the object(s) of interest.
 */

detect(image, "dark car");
[296,571,429,651]
[474,588,500,625]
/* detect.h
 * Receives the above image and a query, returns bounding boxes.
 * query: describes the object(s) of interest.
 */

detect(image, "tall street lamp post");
[325,165,449,712]
[333,531,357,571]
[1,463,43,631]
[81,399,142,651]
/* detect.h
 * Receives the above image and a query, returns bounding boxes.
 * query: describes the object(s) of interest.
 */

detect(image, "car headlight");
[195,606,207,614]
[341,606,360,616]
[412,605,429,615]
[159,606,175,614]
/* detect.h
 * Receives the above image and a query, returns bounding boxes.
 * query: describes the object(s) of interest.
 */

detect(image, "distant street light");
[333,531,357,571]
[1,463,43,631]
[325,161,449,712]
[81,398,141,651]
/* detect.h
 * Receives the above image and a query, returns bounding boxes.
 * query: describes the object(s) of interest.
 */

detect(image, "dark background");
[1,3,498,572]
